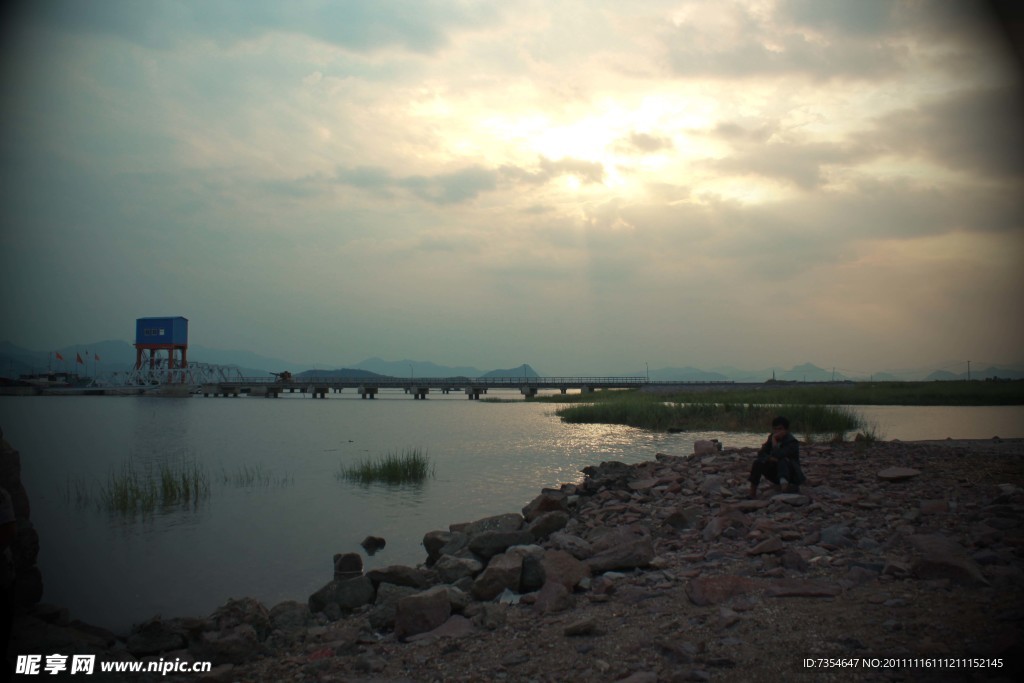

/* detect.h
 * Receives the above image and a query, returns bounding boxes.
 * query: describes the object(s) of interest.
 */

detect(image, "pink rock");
[394,587,452,641]
[747,537,784,555]
[686,576,762,606]
[919,499,948,514]
[471,551,523,601]
[877,467,922,481]
[909,534,989,586]
[764,579,842,598]
[533,581,575,614]
[406,615,475,643]
[541,550,590,591]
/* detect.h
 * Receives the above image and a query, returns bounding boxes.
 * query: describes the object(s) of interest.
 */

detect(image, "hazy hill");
[645,366,731,382]
[352,357,484,378]
[778,363,847,382]
[480,364,540,378]
[295,368,388,380]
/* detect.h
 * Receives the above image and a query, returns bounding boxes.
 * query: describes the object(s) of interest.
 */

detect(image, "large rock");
[693,439,721,456]
[586,525,655,573]
[208,597,271,641]
[1,438,42,609]
[765,579,842,598]
[268,601,311,633]
[909,534,989,586]
[366,565,436,589]
[189,624,260,665]
[471,551,523,601]
[580,461,633,493]
[747,537,784,556]
[702,510,748,542]
[453,513,524,536]
[663,506,702,530]
[820,525,855,548]
[126,617,186,656]
[533,581,575,614]
[527,511,570,540]
[394,586,452,641]
[434,555,484,584]
[686,576,762,606]
[308,575,376,614]
[878,467,922,482]
[548,532,593,560]
[541,550,591,591]
[468,530,535,559]
[406,614,476,643]
[423,530,469,563]
[368,583,419,631]
[522,491,568,522]
[333,553,363,580]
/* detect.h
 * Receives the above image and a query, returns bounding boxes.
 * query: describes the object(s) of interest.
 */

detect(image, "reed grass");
[221,463,294,488]
[337,448,434,485]
[96,459,210,514]
[555,395,868,438]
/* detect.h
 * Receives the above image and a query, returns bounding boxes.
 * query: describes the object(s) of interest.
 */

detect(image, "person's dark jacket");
[756,432,805,485]
[757,432,799,463]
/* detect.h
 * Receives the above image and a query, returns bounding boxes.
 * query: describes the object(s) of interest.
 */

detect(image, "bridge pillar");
[581,386,595,394]
[520,387,538,398]
[359,386,378,399]
[313,387,328,398]
[560,387,568,394]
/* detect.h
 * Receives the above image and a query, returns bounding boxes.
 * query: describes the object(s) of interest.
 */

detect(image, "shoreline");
[10,436,1024,681]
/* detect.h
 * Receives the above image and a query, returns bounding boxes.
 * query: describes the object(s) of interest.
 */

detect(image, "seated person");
[749,416,805,498]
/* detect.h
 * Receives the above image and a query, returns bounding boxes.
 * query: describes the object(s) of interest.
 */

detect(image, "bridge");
[199,376,649,399]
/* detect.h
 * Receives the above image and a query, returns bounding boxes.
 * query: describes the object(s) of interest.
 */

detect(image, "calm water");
[1,394,1021,632]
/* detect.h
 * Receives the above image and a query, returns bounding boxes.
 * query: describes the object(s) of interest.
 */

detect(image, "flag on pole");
[55,352,64,361]
[76,353,84,365]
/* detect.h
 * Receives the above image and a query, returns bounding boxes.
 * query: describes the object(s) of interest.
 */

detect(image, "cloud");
[864,85,1024,180]
[328,156,609,205]
[613,132,675,154]
[704,139,870,190]
[500,157,606,185]
[661,1,905,81]
[332,165,498,205]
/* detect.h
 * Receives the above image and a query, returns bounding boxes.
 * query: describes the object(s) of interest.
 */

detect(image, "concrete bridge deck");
[200,376,656,399]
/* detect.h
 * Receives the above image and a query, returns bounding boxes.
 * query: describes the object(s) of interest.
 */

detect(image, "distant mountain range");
[1,340,1020,381]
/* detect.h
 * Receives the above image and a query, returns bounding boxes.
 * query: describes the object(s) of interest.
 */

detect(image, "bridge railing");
[223,376,648,386]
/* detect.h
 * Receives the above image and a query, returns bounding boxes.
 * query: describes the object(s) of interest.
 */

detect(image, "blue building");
[134,316,189,374]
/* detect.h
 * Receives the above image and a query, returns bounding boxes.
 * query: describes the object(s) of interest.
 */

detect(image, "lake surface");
[1,393,1021,632]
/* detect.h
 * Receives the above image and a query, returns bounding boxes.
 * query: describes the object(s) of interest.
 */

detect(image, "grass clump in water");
[98,459,210,514]
[221,463,293,488]
[338,448,434,485]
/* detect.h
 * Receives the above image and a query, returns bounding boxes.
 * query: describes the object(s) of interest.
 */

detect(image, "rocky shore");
[11,438,1024,682]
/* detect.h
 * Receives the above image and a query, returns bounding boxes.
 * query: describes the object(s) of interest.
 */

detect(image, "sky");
[1,0,1022,376]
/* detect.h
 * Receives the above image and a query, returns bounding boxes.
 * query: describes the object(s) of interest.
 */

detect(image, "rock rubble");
[11,438,1024,682]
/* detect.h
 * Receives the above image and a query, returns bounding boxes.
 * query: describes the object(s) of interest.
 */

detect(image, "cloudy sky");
[1,0,1021,375]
